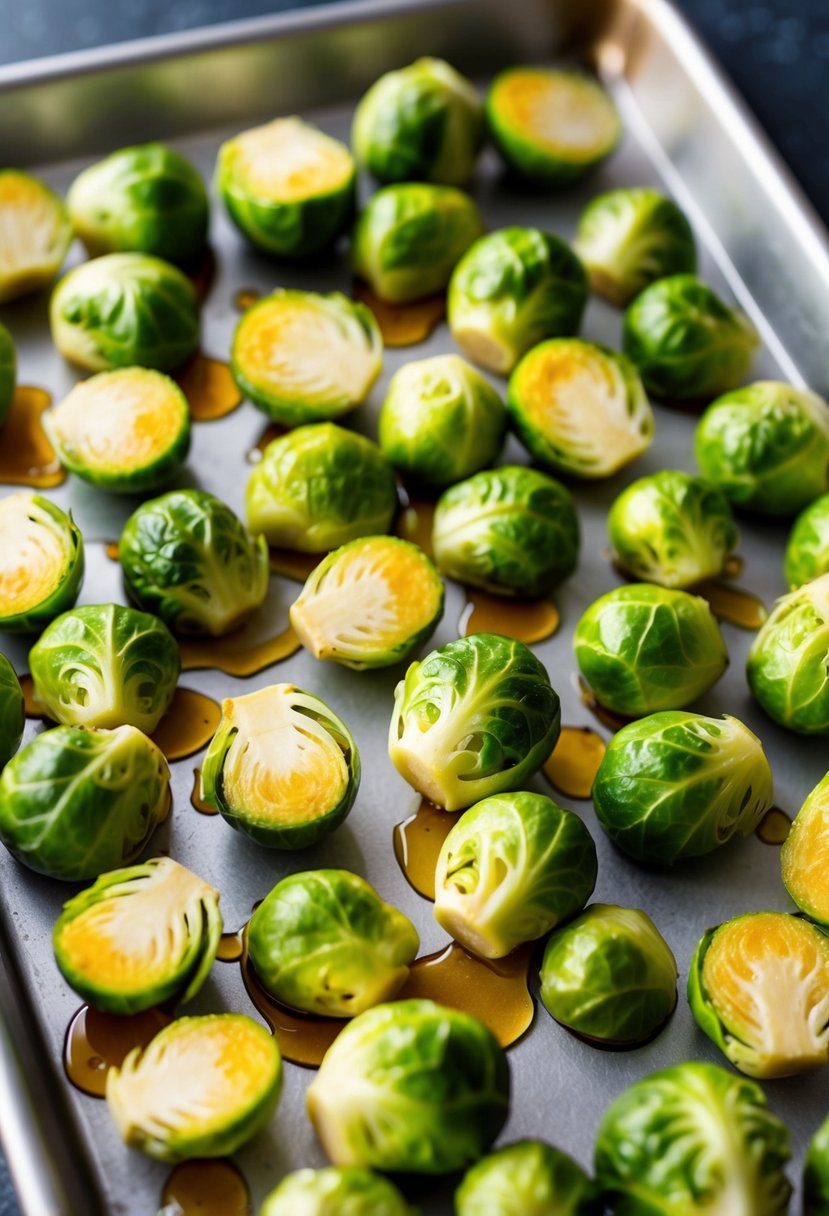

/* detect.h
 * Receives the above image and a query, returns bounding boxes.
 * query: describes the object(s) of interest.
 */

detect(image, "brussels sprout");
[573,188,697,307]
[607,470,738,588]
[389,633,560,811]
[306,999,509,1173]
[0,493,84,632]
[290,537,444,669]
[29,603,180,734]
[378,356,506,488]
[119,490,268,637]
[747,574,829,734]
[688,911,829,1078]
[261,1167,415,1216]
[434,792,596,959]
[782,773,829,923]
[67,143,208,263]
[53,857,221,1014]
[0,655,23,770]
[574,584,728,715]
[592,712,771,864]
[486,67,620,185]
[201,683,359,849]
[49,252,200,373]
[107,1013,282,1162]
[623,274,758,399]
[352,58,483,187]
[540,905,677,1045]
[0,170,71,304]
[507,339,653,479]
[694,381,829,517]
[594,1061,792,1214]
[448,228,588,375]
[0,322,16,426]
[0,724,169,881]
[805,1112,829,1216]
[455,1140,599,1216]
[246,423,397,551]
[785,494,829,588]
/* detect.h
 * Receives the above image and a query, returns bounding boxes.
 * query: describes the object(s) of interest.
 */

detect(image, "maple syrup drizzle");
[267,549,320,582]
[577,676,634,734]
[159,1160,251,1216]
[352,282,446,347]
[543,726,607,800]
[459,589,560,644]
[150,688,222,762]
[179,623,300,677]
[190,766,217,816]
[695,579,767,631]
[175,352,242,422]
[234,287,262,312]
[395,496,435,555]
[216,931,245,963]
[63,1004,170,1098]
[756,806,792,845]
[0,387,64,488]
[393,798,457,900]
[246,422,286,464]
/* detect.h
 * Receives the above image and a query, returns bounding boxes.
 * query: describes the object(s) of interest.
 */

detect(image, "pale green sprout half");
[785,494,829,588]
[0,322,16,425]
[261,1167,416,1216]
[781,772,829,924]
[747,573,829,734]
[0,654,24,770]
[456,1140,599,1216]
[0,493,84,632]
[0,170,71,304]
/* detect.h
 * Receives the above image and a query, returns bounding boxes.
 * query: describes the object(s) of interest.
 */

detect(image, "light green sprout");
[747,573,829,734]
[0,493,84,632]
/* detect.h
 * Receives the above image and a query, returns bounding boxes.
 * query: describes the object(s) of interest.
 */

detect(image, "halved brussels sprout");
[574,584,728,715]
[0,724,169,881]
[378,355,506,488]
[592,712,771,864]
[747,574,829,734]
[389,633,560,811]
[782,774,829,923]
[623,274,758,399]
[290,536,443,669]
[688,911,829,1078]
[0,493,84,632]
[107,1013,282,1161]
[246,423,397,551]
[540,905,677,1045]
[785,495,829,588]
[119,490,268,637]
[53,857,221,1014]
[306,999,509,1173]
[434,792,596,959]
[573,188,696,307]
[50,252,200,372]
[456,1140,599,1216]
[261,1168,415,1216]
[486,67,620,185]
[200,683,360,849]
[0,322,16,426]
[0,655,23,770]
[805,1112,829,1216]
[67,143,208,262]
[448,228,588,375]
[0,170,71,304]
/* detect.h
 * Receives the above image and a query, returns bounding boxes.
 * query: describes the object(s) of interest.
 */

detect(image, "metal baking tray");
[2,1,829,1212]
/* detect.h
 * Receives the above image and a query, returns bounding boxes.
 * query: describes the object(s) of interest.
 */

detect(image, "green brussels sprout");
[217,116,356,257]
[49,252,200,372]
[747,574,829,734]
[0,655,24,770]
[448,227,588,375]
[694,381,829,517]
[290,536,444,669]
[781,772,829,923]
[688,911,829,1078]
[455,1140,599,1216]
[0,170,72,304]
[45,368,191,493]
[261,1167,415,1216]
[306,999,509,1173]
[107,1013,282,1162]
[574,584,728,715]
[0,724,169,881]
[29,603,180,735]
[805,1112,829,1216]
[352,58,484,187]
[0,493,84,632]
[67,142,208,263]
[540,904,678,1046]
[573,188,697,307]
[486,67,620,185]
[119,490,268,637]
[592,712,771,864]
[594,1061,792,1214]
[389,633,560,811]
[623,274,758,399]
[607,470,738,588]
[378,355,506,488]
[434,792,596,959]
[785,494,829,588]
[246,423,397,552]
[201,683,360,849]
[53,857,221,1014]
[507,339,653,479]
[0,322,16,426]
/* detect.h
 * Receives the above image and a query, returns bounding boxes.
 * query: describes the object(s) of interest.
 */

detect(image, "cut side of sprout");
[0,171,71,303]
[0,493,84,630]
[782,775,829,924]
[226,118,354,203]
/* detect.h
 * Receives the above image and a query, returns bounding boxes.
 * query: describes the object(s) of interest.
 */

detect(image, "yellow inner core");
[0,493,67,613]
[0,175,62,276]
[783,800,829,920]
[232,118,352,202]
[495,72,618,157]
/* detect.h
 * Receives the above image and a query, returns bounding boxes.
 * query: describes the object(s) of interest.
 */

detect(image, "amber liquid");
[393,798,457,900]
[267,549,320,583]
[160,1160,251,1216]
[352,282,446,347]
[64,1005,170,1097]
[175,353,242,422]
[216,931,244,963]
[104,541,120,562]
[246,422,286,464]
[577,676,634,734]
[459,589,560,644]
[756,806,791,845]
[395,497,435,555]
[722,554,744,579]
[18,674,38,719]
[179,622,300,677]
[695,580,767,631]
[234,288,262,312]
[190,766,217,816]
[151,688,222,762]
[0,387,65,488]
[543,726,607,800]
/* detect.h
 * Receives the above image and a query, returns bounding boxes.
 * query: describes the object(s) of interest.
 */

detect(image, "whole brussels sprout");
[448,227,588,375]
[306,999,509,1173]
[352,58,484,186]
[389,632,560,811]
[67,143,208,262]
[0,493,84,632]
[594,1061,792,1214]
[747,574,829,734]
[246,423,397,551]
[0,655,24,770]
[0,724,169,881]
[781,772,829,923]
[261,1167,415,1216]
[785,494,829,588]
[573,187,696,307]
[29,603,180,734]
[695,381,829,517]
[608,470,738,588]
[378,355,506,488]
[805,1112,829,1216]
[119,490,268,637]
[623,274,758,399]
[50,252,200,372]
[0,322,16,426]
[455,1140,599,1216]
[0,170,71,304]
[592,712,771,864]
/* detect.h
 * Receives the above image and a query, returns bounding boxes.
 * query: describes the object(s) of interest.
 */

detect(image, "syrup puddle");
[393,799,456,900]
[160,1160,251,1216]
[234,287,262,313]
[190,767,217,816]
[353,282,445,347]
[577,675,634,734]
[246,423,286,464]
[179,622,300,677]
[150,689,221,761]
[0,387,64,488]
[395,495,435,555]
[543,726,607,800]
[64,1004,170,1097]
[755,806,791,845]
[695,579,767,631]
[216,931,244,963]
[176,352,242,422]
[460,589,560,644]
[267,549,320,582]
